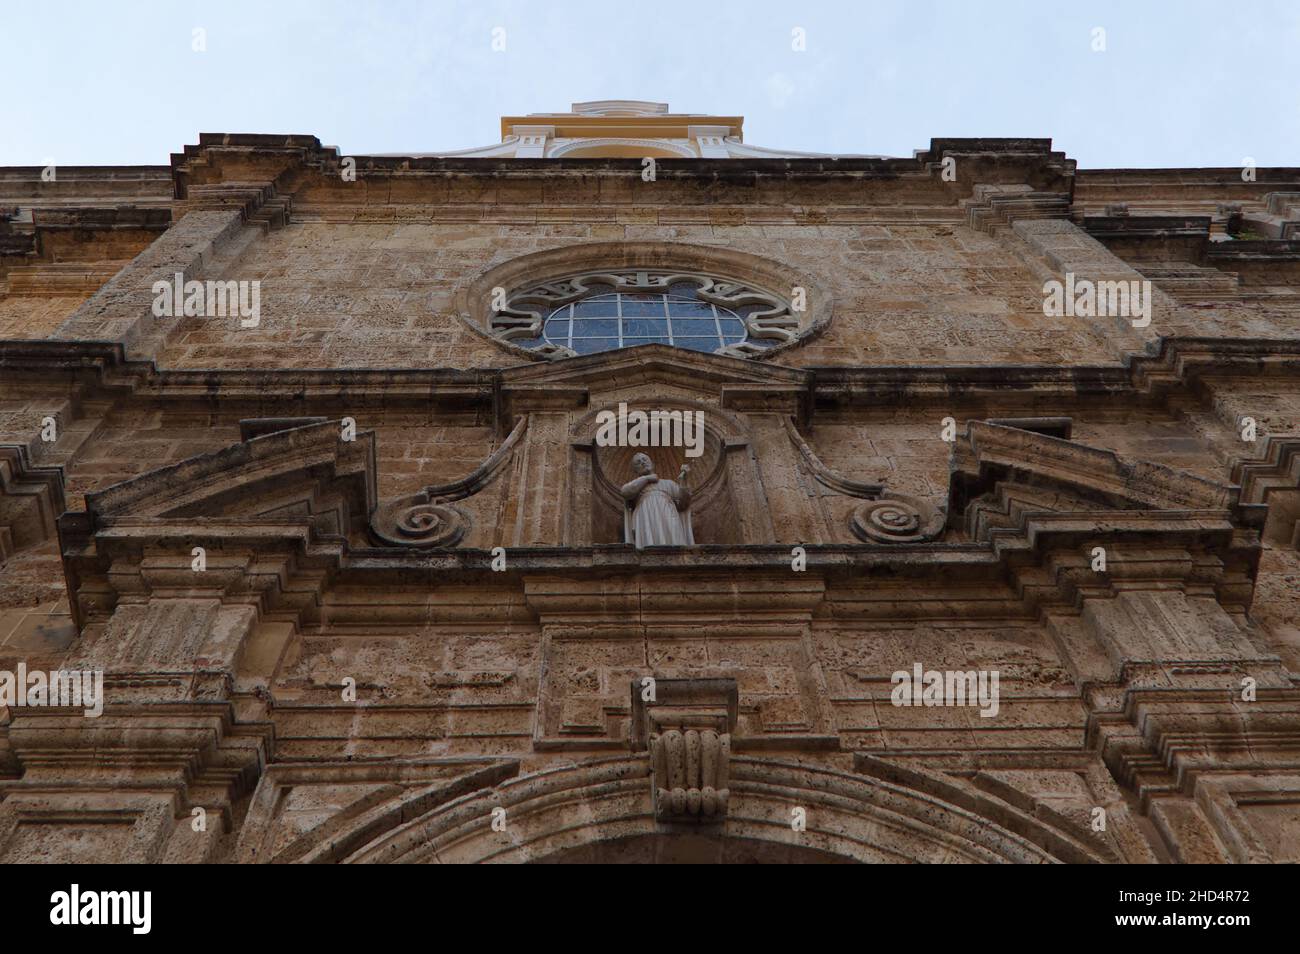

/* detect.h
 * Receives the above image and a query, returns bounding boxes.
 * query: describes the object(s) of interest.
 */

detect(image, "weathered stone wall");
[1,139,1299,864]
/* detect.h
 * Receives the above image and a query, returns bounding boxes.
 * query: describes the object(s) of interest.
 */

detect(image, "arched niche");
[568,399,751,546]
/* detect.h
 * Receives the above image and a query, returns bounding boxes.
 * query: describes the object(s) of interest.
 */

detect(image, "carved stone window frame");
[455,241,833,362]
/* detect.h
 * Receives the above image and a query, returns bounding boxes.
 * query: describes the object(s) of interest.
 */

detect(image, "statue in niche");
[621,452,694,548]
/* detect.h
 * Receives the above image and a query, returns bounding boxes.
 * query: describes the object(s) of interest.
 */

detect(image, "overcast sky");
[5,0,1298,169]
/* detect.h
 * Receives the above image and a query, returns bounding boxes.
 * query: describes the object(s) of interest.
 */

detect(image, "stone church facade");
[1,102,1298,863]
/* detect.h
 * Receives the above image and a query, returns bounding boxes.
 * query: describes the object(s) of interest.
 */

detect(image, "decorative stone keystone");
[630,677,738,822]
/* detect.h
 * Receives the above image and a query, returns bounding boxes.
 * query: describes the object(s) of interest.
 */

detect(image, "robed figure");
[620,452,694,548]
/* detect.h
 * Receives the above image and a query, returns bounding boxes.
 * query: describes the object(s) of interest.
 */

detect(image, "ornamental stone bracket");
[782,416,945,544]
[630,677,739,823]
[368,416,526,547]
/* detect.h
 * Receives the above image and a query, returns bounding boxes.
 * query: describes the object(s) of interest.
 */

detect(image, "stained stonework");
[1,107,1299,865]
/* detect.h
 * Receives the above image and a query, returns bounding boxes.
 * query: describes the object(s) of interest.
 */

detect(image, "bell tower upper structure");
[415,100,835,159]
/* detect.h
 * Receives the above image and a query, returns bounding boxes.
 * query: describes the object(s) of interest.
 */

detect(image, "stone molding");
[0,444,65,562]
[1231,436,1300,547]
[289,754,1120,863]
[783,415,945,543]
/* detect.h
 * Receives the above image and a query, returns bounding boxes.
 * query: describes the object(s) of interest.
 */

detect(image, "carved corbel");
[630,677,738,822]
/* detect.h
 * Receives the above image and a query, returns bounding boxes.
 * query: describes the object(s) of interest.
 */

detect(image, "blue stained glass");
[624,318,669,337]
[573,299,617,317]
[571,318,618,337]
[667,300,714,317]
[572,337,618,354]
[534,288,759,355]
[670,318,718,336]
[621,300,665,317]
[675,337,718,352]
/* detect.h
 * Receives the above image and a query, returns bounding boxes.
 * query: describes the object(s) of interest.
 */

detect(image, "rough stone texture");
[0,132,1298,864]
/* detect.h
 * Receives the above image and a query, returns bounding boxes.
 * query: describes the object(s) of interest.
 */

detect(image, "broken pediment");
[79,418,376,529]
[950,421,1242,521]
[943,421,1260,615]
[57,420,377,629]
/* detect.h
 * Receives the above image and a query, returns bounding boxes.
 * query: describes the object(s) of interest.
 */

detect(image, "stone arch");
[454,240,833,362]
[318,756,1112,864]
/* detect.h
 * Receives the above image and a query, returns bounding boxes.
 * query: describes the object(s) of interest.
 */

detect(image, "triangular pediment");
[497,343,812,422]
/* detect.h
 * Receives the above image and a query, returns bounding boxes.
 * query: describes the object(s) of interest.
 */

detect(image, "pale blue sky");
[5,0,1298,168]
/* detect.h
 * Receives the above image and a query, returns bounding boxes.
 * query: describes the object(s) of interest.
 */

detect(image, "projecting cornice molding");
[1231,436,1300,547]
[947,421,1261,618]
[50,403,1272,619]
[0,444,66,562]
[12,334,1296,630]
[4,336,1298,409]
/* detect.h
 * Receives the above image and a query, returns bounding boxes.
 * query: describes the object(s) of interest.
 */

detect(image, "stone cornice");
[1088,689,1300,810]
[4,336,1300,412]
[0,444,65,561]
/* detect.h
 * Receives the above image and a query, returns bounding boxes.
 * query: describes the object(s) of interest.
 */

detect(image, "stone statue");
[621,452,694,548]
